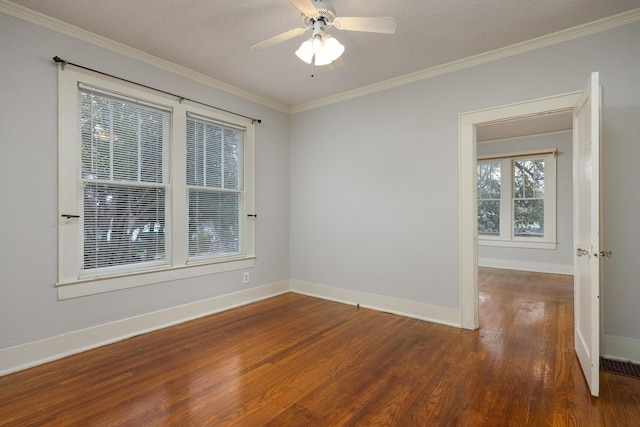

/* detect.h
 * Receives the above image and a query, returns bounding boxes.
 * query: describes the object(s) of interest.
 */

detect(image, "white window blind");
[58,67,256,298]
[186,116,245,260]
[77,87,171,275]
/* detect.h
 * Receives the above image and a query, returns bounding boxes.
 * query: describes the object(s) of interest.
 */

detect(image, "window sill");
[56,257,256,300]
[478,239,557,250]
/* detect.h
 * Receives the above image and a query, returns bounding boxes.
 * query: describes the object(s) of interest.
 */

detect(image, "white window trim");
[477,150,557,250]
[57,67,255,299]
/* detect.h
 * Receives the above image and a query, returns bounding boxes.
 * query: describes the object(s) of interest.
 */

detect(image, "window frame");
[185,113,248,264]
[477,150,557,250]
[58,67,255,299]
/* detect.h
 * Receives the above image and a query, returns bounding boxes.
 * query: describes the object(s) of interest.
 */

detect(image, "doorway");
[458,92,581,330]
[475,112,574,276]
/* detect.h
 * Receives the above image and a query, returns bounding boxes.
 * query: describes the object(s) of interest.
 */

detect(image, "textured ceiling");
[6,0,640,109]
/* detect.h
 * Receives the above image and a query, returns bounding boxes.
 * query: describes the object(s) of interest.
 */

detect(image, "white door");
[573,71,601,397]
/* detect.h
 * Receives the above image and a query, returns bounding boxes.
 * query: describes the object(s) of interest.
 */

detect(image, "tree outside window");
[477,152,555,248]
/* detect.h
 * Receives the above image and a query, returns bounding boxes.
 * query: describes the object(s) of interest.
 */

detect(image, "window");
[186,115,244,261]
[78,85,171,275]
[58,67,255,298]
[513,158,545,238]
[477,161,501,236]
[477,151,556,249]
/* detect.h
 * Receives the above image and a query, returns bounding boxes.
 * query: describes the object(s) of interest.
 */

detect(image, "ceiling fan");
[250,0,396,66]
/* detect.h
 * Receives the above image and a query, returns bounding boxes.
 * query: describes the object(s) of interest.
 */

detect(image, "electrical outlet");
[242,272,250,284]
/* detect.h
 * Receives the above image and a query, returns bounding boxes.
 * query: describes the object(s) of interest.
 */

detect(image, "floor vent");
[600,357,640,378]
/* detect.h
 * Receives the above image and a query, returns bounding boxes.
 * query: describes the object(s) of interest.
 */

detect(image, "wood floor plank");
[1,268,640,426]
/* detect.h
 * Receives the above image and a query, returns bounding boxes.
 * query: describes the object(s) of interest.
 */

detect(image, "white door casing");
[459,92,580,330]
[572,71,601,397]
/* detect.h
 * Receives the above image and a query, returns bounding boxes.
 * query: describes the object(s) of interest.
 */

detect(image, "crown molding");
[2,1,639,115]
[0,0,290,114]
[290,8,640,114]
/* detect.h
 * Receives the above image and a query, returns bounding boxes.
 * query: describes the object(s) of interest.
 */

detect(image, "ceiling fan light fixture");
[319,34,344,63]
[295,38,314,64]
[295,33,344,66]
[251,0,396,69]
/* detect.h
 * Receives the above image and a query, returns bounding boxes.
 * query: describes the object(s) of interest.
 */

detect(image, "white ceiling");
[7,0,640,109]
[476,110,573,142]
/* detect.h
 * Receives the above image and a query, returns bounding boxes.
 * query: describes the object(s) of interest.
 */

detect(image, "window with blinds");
[58,66,255,297]
[186,115,244,260]
[78,86,171,274]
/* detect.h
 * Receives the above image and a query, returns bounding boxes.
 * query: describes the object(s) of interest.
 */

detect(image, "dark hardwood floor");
[1,268,639,426]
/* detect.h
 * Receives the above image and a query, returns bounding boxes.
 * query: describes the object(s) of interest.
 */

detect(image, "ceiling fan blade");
[333,17,397,34]
[289,0,319,17]
[250,27,307,50]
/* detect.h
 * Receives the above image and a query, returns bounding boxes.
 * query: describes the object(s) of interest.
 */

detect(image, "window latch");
[61,214,80,219]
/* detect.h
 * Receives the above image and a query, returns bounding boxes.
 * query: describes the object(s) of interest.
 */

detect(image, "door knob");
[576,248,590,257]
[598,250,612,259]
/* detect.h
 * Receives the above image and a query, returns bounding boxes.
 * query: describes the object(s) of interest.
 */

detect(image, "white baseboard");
[478,257,573,275]
[0,281,290,377]
[604,334,640,364]
[290,279,461,328]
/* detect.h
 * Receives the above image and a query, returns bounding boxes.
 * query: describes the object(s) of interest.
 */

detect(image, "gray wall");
[477,131,574,273]
[2,11,639,361]
[0,12,291,349]
[290,22,640,349]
